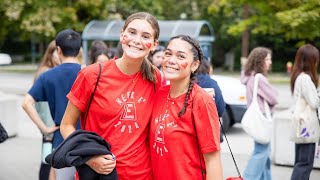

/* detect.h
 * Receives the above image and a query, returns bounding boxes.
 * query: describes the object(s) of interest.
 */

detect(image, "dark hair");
[89,40,108,64]
[290,44,319,94]
[244,47,272,76]
[55,29,81,57]
[148,45,165,65]
[90,49,109,64]
[197,56,210,75]
[116,41,123,58]
[168,35,203,117]
[150,45,165,57]
[122,12,160,84]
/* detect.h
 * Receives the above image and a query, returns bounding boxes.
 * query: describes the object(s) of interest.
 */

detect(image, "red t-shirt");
[68,59,162,180]
[150,84,220,180]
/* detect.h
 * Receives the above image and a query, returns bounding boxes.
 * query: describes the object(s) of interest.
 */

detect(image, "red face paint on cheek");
[121,35,128,44]
[145,43,152,49]
[181,62,188,69]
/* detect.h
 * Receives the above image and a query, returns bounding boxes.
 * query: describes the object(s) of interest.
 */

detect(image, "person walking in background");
[60,12,162,179]
[89,40,110,64]
[197,57,225,143]
[150,35,223,180]
[33,40,60,180]
[22,29,82,180]
[240,47,278,180]
[290,44,320,180]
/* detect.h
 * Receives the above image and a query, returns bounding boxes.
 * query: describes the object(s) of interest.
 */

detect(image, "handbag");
[0,122,8,143]
[241,73,272,144]
[290,80,320,144]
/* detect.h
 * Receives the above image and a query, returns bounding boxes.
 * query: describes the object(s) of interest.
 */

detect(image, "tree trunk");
[241,4,250,69]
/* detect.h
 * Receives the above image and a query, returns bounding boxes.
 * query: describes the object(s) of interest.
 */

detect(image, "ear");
[191,60,200,73]
[151,40,159,51]
[57,46,63,57]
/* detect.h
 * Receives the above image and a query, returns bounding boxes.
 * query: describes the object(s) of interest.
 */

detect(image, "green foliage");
[208,0,320,42]
[1,0,320,70]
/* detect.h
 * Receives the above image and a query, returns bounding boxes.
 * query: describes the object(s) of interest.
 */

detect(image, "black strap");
[219,118,242,178]
[192,103,242,179]
[83,63,102,129]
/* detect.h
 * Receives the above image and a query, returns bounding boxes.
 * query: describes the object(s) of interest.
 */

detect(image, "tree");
[208,0,320,70]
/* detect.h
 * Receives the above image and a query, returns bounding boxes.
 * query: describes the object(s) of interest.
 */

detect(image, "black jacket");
[45,130,118,180]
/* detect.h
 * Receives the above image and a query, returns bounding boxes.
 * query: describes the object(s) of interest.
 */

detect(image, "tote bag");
[290,81,320,144]
[241,73,272,144]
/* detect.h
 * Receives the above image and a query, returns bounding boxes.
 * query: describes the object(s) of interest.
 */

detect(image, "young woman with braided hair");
[150,35,222,180]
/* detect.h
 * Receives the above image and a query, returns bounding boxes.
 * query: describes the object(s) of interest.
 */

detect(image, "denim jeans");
[243,141,271,180]
[291,143,315,180]
[55,167,76,180]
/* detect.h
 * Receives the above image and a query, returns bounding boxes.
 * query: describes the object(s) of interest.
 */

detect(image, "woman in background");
[240,47,278,180]
[149,45,167,85]
[290,44,320,180]
[34,40,60,180]
[89,40,110,64]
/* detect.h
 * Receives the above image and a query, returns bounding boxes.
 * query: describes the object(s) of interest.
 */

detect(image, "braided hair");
[168,35,203,117]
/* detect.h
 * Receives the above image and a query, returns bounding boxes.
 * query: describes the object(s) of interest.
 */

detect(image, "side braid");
[170,35,203,117]
[178,73,197,117]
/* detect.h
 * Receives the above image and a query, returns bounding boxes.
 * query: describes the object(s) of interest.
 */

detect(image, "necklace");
[166,86,188,108]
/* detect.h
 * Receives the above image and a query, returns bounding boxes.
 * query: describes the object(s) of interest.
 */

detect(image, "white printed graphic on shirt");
[153,111,177,156]
[114,91,147,133]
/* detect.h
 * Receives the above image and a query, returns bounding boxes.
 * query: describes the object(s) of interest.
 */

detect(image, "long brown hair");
[122,12,160,84]
[35,40,57,79]
[167,35,203,117]
[244,47,272,76]
[290,44,319,94]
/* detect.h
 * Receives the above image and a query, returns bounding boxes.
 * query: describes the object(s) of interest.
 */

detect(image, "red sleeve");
[67,66,96,112]
[192,89,221,154]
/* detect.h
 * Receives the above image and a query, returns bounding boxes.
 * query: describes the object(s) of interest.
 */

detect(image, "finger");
[102,154,113,160]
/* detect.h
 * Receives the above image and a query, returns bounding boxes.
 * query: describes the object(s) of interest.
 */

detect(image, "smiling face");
[162,39,200,81]
[120,19,158,60]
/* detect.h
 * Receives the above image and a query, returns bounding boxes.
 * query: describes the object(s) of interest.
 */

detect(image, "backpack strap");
[83,63,102,129]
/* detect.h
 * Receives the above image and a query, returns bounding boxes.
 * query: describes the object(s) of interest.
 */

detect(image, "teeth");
[129,45,142,51]
[166,67,178,71]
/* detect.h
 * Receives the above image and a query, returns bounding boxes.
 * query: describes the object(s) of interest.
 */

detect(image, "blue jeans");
[243,141,271,180]
[291,143,315,180]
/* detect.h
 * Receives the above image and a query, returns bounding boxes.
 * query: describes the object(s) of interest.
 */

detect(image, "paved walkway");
[0,71,319,180]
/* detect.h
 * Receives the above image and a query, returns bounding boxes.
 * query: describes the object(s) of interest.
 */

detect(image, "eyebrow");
[166,48,187,55]
[127,28,152,36]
